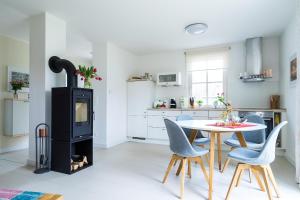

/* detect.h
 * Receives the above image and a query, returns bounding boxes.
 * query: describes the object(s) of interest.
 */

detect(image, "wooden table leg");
[217,133,222,171]
[208,132,216,200]
[188,129,198,143]
[235,131,247,147]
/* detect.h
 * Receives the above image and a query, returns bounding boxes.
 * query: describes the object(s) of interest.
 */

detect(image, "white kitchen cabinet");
[147,110,180,140]
[127,81,155,115]
[148,127,169,140]
[182,110,209,118]
[127,115,148,138]
[4,99,29,136]
[127,81,155,138]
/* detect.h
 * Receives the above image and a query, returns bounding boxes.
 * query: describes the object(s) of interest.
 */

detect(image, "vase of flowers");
[216,93,233,122]
[10,80,24,99]
[76,65,102,88]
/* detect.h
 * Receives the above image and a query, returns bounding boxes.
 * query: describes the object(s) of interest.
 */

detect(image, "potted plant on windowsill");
[196,99,204,108]
[10,80,24,99]
[76,65,102,88]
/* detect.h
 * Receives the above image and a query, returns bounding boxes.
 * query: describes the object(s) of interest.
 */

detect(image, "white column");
[92,43,108,147]
[28,13,66,164]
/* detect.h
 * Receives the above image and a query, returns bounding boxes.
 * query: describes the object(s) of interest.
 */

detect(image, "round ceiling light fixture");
[185,23,208,35]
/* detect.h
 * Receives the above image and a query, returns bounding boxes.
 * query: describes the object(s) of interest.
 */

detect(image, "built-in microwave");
[157,72,182,86]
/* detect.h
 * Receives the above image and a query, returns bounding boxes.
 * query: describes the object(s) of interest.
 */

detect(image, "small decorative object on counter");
[127,73,153,81]
[189,97,195,108]
[216,93,233,122]
[197,99,203,107]
[34,123,50,174]
[10,80,24,99]
[270,95,280,109]
[179,97,188,108]
[153,99,168,108]
[76,65,102,88]
[170,98,177,108]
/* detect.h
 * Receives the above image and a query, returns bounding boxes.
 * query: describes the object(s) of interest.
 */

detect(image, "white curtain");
[185,47,230,71]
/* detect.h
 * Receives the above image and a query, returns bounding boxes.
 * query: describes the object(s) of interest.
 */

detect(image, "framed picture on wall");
[7,66,30,93]
[290,55,297,82]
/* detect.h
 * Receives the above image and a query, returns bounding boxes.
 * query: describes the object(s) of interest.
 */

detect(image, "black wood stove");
[49,56,93,174]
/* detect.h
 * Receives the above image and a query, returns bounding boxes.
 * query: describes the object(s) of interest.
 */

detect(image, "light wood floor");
[0,142,299,200]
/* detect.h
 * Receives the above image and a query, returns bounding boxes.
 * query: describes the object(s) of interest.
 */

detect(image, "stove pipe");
[48,56,78,88]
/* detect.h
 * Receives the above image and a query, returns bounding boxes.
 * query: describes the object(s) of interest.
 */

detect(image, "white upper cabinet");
[127,81,155,115]
[4,99,29,136]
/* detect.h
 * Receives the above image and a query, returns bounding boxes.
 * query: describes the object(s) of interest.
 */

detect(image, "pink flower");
[93,68,97,73]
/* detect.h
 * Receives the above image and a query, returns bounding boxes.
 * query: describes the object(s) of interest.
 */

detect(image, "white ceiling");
[0,0,296,56]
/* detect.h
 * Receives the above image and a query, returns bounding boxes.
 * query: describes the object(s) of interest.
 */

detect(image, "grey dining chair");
[225,121,287,200]
[222,114,266,173]
[162,118,209,199]
[176,114,210,146]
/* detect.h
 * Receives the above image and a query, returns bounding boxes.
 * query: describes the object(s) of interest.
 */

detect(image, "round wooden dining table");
[175,120,267,200]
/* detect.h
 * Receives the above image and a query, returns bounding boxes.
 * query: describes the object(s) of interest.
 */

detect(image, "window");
[186,47,229,106]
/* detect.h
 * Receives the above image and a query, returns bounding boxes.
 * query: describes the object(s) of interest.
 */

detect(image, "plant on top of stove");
[76,65,102,88]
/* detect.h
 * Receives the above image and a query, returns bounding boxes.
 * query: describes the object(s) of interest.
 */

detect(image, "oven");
[238,111,274,138]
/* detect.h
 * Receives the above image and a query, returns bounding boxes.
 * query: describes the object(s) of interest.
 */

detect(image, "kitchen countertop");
[147,107,286,112]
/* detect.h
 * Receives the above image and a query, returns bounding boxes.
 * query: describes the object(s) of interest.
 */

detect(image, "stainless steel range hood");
[240,37,265,82]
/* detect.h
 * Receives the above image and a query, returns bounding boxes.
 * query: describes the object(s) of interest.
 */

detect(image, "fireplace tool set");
[34,123,50,174]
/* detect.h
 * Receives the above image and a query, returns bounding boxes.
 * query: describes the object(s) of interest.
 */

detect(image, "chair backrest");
[233,114,266,144]
[164,118,196,156]
[256,121,288,164]
[176,114,204,138]
[176,114,193,121]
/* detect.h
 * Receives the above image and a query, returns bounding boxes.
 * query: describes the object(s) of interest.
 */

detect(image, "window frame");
[187,65,228,106]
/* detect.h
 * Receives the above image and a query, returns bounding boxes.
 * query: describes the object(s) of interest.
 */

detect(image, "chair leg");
[205,154,209,164]
[235,169,244,187]
[225,163,243,200]
[173,160,178,167]
[222,147,234,173]
[197,157,209,184]
[176,160,183,176]
[222,158,231,173]
[162,155,176,184]
[180,159,187,199]
[266,165,280,198]
[260,166,273,200]
[188,159,192,178]
[248,169,252,183]
[251,168,265,192]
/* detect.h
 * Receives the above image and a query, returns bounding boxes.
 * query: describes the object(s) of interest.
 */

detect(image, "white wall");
[29,13,66,163]
[106,43,137,147]
[93,43,108,147]
[0,35,29,153]
[136,51,188,100]
[280,17,297,166]
[135,37,281,108]
[228,37,280,108]
[280,0,300,180]
[92,42,137,148]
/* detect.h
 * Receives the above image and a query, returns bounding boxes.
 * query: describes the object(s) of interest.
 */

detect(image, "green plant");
[216,93,230,107]
[216,93,233,121]
[197,99,203,106]
[10,80,24,94]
